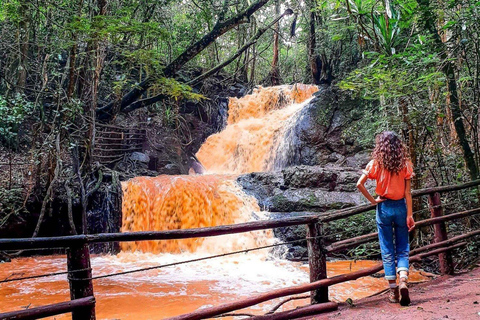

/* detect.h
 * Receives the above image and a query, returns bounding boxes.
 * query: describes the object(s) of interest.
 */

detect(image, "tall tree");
[307,0,321,84]
[417,0,479,179]
[268,0,282,85]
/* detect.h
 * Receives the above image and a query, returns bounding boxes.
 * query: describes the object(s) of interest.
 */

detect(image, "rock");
[269,189,362,212]
[270,85,366,169]
[238,165,376,261]
[237,171,285,210]
[237,165,374,212]
[282,165,338,189]
[130,152,150,163]
[0,252,11,263]
[161,163,182,175]
[344,151,371,169]
[268,212,313,261]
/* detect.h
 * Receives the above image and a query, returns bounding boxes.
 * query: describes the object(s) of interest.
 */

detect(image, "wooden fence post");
[67,242,96,320]
[307,222,328,303]
[428,192,454,275]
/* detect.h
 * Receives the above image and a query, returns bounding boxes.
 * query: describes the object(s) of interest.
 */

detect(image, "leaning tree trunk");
[188,9,293,87]
[96,0,271,122]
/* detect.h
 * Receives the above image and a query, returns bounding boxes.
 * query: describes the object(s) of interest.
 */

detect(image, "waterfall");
[121,84,318,253]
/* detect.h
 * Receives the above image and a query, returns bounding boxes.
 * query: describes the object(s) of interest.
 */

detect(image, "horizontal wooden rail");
[326,233,378,253]
[94,122,146,131]
[1,180,479,252]
[94,143,142,147]
[412,179,480,197]
[94,147,143,153]
[319,204,374,222]
[97,131,145,136]
[250,302,338,320]
[0,215,318,250]
[0,296,95,320]
[410,229,480,255]
[95,136,144,141]
[326,207,480,252]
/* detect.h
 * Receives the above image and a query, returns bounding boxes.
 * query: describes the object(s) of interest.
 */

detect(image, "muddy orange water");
[0,255,430,319]
[121,174,268,254]
[1,85,430,319]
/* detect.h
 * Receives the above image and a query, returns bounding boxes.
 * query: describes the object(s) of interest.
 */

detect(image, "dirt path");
[305,267,480,320]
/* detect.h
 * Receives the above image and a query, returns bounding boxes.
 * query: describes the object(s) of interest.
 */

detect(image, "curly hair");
[372,131,409,173]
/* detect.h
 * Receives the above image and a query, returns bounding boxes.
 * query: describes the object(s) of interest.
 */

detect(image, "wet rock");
[237,165,373,212]
[238,165,376,261]
[0,252,11,263]
[282,166,338,189]
[271,85,366,169]
[269,189,361,212]
[237,171,285,210]
[161,163,182,175]
[130,152,150,163]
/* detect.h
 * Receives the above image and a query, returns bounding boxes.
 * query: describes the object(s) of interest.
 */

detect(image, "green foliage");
[325,211,381,259]
[0,188,25,228]
[0,94,35,146]
[0,0,22,23]
[372,8,400,55]
[65,15,168,43]
[339,47,444,99]
[152,77,205,102]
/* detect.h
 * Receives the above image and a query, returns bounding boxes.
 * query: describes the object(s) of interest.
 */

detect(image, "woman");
[356,131,415,306]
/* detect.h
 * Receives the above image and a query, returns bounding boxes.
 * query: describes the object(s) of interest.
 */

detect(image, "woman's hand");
[375,196,385,203]
[407,216,415,232]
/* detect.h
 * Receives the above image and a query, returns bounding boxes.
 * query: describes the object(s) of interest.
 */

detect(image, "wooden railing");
[1,179,479,320]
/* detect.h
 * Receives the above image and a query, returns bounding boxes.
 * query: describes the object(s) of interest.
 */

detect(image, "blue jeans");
[376,199,409,280]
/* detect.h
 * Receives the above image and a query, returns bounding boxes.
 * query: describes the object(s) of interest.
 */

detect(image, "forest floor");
[304,266,480,320]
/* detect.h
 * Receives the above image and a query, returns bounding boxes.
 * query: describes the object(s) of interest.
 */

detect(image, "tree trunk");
[97,0,270,121]
[249,17,258,84]
[307,0,321,84]
[67,0,84,99]
[417,0,479,180]
[269,0,281,85]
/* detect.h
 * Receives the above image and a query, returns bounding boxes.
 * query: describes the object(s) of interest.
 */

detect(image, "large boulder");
[237,165,374,212]
[237,165,376,261]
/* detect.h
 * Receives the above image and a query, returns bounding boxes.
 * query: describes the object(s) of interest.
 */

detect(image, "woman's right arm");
[356,174,377,205]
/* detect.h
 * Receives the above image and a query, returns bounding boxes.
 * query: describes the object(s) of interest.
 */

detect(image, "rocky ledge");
[237,165,374,212]
[237,165,376,261]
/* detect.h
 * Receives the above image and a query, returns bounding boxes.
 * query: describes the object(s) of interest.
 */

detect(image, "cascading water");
[121,174,272,254]
[120,84,318,253]
[0,85,429,319]
[196,84,318,174]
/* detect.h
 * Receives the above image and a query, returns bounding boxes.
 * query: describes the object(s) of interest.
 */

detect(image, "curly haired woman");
[356,131,415,306]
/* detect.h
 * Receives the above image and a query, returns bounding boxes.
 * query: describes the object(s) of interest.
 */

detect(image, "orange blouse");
[363,159,414,200]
